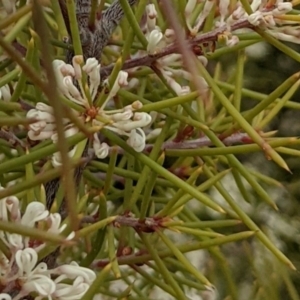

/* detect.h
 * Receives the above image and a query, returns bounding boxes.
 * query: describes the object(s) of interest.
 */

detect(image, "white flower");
[272,2,292,16]
[146,128,162,140]
[0,198,49,251]
[230,6,246,22]
[146,4,157,32]
[198,56,208,67]
[52,261,96,284]
[147,29,163,55]
[72,55,83,79]
[2,0,15,14]
[52,146,77,168]
[82,57,101,99]
[0,294,11,300]
[53,57,101,107]
[160,54,182,67]
[6,233,23,251]
[218,0,230,26]
[46,213,64,234]
[126,128,146,152]
[192,0,214,34]
[21,202,49,228]
[0,197,9,222]
[114,112,152,131]
[185,0,197,17]
[0,252,10,279]
[28,57,153,160]
[93,133,110,159]
[226,35,239,47]
[21,274,56,298]
[104,71,129,106]
[63,76,86,105]
[0,192,96,299]
[53,275,90,300]
[164,29,176,44]
[27,103,57,141]
[51,126,79,167]
[248,11,265,26]
[0,85,11,101]
[251,0,262,12]
[15,248,39,278]
[267,30,300,44]
[110,109,133,122]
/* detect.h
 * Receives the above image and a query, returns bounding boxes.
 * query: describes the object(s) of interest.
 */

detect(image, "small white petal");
[0,85,11,101]
[6,196,20,221]
[15,248,38,277]
[192,0,214,34]
[147,29,163,55]
[52,59,66,71]
[160,53,182,66]
[27,109,55,123]
[2,0,14,14]
[0,294,11,300]
[21,202,49,227]
[72,55,84,79]
[126,128,146,152]
[93,133,109,159]
[6,233,23,250]
[51,146,77,168]
[164,28,176,44]
[248,11,265,26]
[117,71,129,87]
[250,0,262,12]
[185,0,197,16]
[0,198,8,222]
[46,213,62,233]
[54,276,90,300]
[35,102,53,113]
[63,76,85,105]
[146,4,157,32]
[83,58,101,100]
[197,56,208,67]
[146,128,162,140]
[226,35,239,47]
[51,126,79,143]
[60,64,75,77]
[104,71,129,104]
[219,0,230,24]
[110,110,133,122]
[273,2,292,16]
[28,130,54,141]
[53,261,96,284]
[22,274,56,296]
[82,57,98,73]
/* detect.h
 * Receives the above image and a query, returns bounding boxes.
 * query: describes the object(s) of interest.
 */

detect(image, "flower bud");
[147,29,163,55]
[127,128,146,152]
[146,4,157,32]
[93,133,110,159]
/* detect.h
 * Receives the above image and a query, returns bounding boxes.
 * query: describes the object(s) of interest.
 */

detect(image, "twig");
[104,132,252,155]
[0,129,26,148]
[100,18,253,78]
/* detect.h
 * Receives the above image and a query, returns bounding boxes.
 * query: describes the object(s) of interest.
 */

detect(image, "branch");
[100,18,253,78]
[103,132,252,155]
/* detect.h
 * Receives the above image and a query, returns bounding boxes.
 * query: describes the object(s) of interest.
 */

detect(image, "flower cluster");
[27,56,152,166]
[0,192,95,300]
[185,0,295,46]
